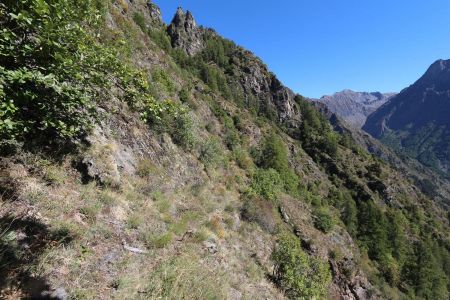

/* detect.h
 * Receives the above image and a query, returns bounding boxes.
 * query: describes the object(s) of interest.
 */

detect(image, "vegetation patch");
[272,233,332,299]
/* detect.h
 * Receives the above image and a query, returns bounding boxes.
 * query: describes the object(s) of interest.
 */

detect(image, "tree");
[257,132,299,195]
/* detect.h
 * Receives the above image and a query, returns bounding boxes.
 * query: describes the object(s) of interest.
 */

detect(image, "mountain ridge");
[315,89,395,128]
[363,59,450,176]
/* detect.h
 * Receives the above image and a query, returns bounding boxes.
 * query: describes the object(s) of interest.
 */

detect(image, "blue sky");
[154,0,450,98]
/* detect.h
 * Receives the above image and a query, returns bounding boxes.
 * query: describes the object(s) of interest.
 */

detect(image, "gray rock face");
[147,1,163,26]
[167,7,204,56]
[316,90,395,128]
[232,49,300,127]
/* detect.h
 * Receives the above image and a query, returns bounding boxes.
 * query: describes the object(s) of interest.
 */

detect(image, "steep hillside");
[316,90,395,128]
[363,59,450,177]
[317,102,450,209]
[1,1,449,299]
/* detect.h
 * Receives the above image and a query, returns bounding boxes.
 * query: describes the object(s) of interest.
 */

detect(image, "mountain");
[316,90,395,128]
[363,59,450,176]
[1,1,449,300]
[317,101,450,209]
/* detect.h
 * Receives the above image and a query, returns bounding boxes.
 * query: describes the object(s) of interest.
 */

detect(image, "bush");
[151,67,176,95]
[313,208,334,233]
[148,28,172,52]
[250,168,283,201]
[232,147,253,170]
[132,12,146,32]
[171,113,196,151]
[272,233,332,299]
[258,132,289,171]
[200,138,222,167]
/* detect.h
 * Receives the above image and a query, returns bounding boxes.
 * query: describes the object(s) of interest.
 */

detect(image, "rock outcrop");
[229,49,300,127]
[167,7,204,56]
[147,1,163,26]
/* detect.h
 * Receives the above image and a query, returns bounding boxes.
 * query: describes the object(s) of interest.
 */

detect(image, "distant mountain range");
[316,60,450,177]
[315,90,395,128]
[363,59,450,176]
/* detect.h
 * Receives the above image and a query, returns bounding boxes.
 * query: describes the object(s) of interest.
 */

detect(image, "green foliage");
[329,189,358,236]
[341,195,358,236]
[200,32,235,69]
[313,208,334,233]
[151,67,177,95]
[200,137,222,167]
[232,147,253,170]
[0,0,173,148]
[295,97,339,159]
[171,113,196,150]
[149,103,195,150]
[149,28,172,52]
[132,11,146,31]
[402,238,448,300]
[169,32,241,103]
[258,132,289,171]
[249,168,283,201]
[272,233,332,299]
[357,201,390,261]
[222,115,240,150]
[255,132,299,195]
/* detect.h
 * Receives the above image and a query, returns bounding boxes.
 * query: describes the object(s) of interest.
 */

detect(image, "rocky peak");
[146,1,162,25]
[416,59,450,89]
[167,7,204,56]
[185,10,197,29]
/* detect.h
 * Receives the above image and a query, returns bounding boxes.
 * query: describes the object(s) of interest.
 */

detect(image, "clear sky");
[153,0,450,98]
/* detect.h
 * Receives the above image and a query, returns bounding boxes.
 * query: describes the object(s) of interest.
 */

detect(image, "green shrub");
[200,138,222,167]
[232,147,253,170]
[132,12,146,32]
[222,115,240,150]
[151,67,176,95]
[250,168,283,201]
[258,132,289,171]
[272,233,332,299]
[171,113,196,150]
[313,208,334,233]
[178,87,197,109]
[148,28,172,52]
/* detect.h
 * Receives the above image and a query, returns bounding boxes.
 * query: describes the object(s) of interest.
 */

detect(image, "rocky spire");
[146,1,163,26]
[167,7,204,56]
